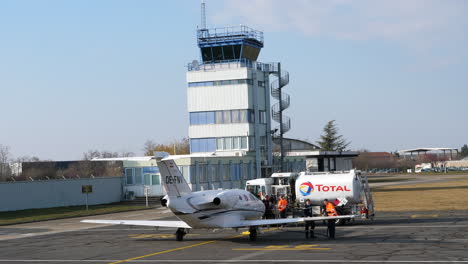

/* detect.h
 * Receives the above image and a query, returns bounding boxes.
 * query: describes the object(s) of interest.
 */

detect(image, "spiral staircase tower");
[270,63,290,171]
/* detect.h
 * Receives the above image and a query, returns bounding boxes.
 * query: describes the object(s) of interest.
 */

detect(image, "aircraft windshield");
[246,185,261,198]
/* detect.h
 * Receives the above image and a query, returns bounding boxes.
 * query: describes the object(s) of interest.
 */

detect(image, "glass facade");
[190,109,254,125]
[191,136,254,153]
[125,167,160,186]
[190,138,216,153]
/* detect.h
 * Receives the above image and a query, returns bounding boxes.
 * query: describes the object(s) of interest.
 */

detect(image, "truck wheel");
[249,227,257,241]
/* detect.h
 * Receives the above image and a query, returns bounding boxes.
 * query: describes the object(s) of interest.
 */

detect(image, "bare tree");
[83,150,101,160]
[120,151,134,157]
[143,138,190,156]
[0,144,12,180]
[143,140,158,156]
[101,151,119,158]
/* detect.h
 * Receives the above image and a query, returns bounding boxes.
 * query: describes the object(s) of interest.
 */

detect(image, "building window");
[190,110,255,125]
[231,110,240,123]
[199,165,208,183]
[241,137,248,149]
[233,137,240,149]
[144,174,151,185]
[259,111,266,124]
[258,81,265,87]
[190,138,216,153]
[224,137,232,150]
[125,168,134,185]
[215,136,249,151]
[179,166,190,183]
[223,164,230,181]
[216,138,223,150]
[211,164,219,182]
[249,137,255,150]
[134,168,143,184]
[215,111,224,123]
[223,110,231,123]
[152,174,160,185]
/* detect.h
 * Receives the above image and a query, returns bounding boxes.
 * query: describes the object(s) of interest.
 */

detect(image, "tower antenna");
[201,0,206,29]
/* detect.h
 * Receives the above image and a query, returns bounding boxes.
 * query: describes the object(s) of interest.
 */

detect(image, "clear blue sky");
[1,0,467,160]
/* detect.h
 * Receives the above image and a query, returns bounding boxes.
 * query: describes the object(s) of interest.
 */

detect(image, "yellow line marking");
[108,227,281,264]
[410,214,439,219]
[107,240,216,264]
[128,234,199,239]
[233,244,331,251]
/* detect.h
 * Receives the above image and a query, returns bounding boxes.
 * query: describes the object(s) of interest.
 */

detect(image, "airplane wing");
[80,220,191,228]
[224,215,355,228]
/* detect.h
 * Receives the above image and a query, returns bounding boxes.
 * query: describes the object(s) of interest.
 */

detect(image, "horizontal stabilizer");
[80,220,191,228]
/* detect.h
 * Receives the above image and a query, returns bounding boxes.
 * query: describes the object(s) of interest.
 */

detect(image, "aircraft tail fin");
[157,159,192,197]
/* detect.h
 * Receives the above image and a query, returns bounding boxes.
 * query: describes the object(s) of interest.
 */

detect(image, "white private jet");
[81,158,353,241]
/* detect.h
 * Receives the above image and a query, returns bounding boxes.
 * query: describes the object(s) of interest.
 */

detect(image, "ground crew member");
[323,199,337,239]
[278,195,288,219]
[262,195,274,219]
[303,199,315,239]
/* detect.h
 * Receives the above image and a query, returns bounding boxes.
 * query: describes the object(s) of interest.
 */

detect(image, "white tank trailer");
[295,172,362,206]
[245,170,375,224]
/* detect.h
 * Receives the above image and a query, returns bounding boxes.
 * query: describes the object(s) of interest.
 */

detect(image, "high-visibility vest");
[326,202,338,216]
[278,199,288,211]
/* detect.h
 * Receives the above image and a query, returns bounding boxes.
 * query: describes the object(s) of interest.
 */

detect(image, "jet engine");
[160,195,168,207]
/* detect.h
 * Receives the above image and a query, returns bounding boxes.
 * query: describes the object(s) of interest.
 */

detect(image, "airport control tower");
[186,2,291,177]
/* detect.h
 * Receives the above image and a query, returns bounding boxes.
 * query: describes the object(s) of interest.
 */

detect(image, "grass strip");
[367,178,414,183]
[373,179,468,211]
[0,203,149,226]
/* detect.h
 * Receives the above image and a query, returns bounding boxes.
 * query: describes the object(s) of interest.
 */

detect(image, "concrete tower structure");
[187,26,274,178]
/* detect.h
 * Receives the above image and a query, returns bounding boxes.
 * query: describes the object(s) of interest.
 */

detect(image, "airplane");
[81,158,354,241]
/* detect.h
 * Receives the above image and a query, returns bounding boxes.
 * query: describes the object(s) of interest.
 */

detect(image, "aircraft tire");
[176,228,185,241]
[249,227,257,241]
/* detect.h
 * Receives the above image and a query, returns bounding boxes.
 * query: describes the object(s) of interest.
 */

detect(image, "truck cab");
[245,172,299,201]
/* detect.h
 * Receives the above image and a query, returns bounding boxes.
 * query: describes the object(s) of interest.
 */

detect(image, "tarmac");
[1,209,467,263]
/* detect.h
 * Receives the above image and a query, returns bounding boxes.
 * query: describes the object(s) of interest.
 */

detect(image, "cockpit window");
[239,195,243,200]
[243,194,249,201]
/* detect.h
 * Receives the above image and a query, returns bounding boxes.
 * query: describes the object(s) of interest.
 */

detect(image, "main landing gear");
[176,228,186,241]
[249,227,258,241]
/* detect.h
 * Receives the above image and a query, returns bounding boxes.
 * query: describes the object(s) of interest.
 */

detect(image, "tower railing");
[187,59,274,72]
[197,25,264,44]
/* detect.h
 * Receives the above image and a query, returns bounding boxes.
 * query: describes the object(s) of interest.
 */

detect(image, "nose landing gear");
[176,228,186,241]
[249,227,258,241]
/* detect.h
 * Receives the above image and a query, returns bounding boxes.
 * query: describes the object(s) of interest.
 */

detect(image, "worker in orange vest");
[278,195,288,219]
[323,199,337,239]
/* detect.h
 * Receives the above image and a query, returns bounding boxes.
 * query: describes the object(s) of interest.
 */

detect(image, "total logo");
[299,181,351,196]
[299,182,314,196]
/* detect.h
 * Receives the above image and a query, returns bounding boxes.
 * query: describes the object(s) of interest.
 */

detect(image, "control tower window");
[201,47,213,62]
[233,45,241,59]
[223,46,235,60]
[212,46,224,61]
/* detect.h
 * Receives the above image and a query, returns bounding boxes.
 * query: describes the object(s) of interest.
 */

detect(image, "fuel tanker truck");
[245,170,375,224]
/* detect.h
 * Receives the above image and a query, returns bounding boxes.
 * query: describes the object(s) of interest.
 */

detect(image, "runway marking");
[107,228,280,264]
[128,234,200,239]
[106,240,217,264]
[411,214,439,218]
[233,244,331,251]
